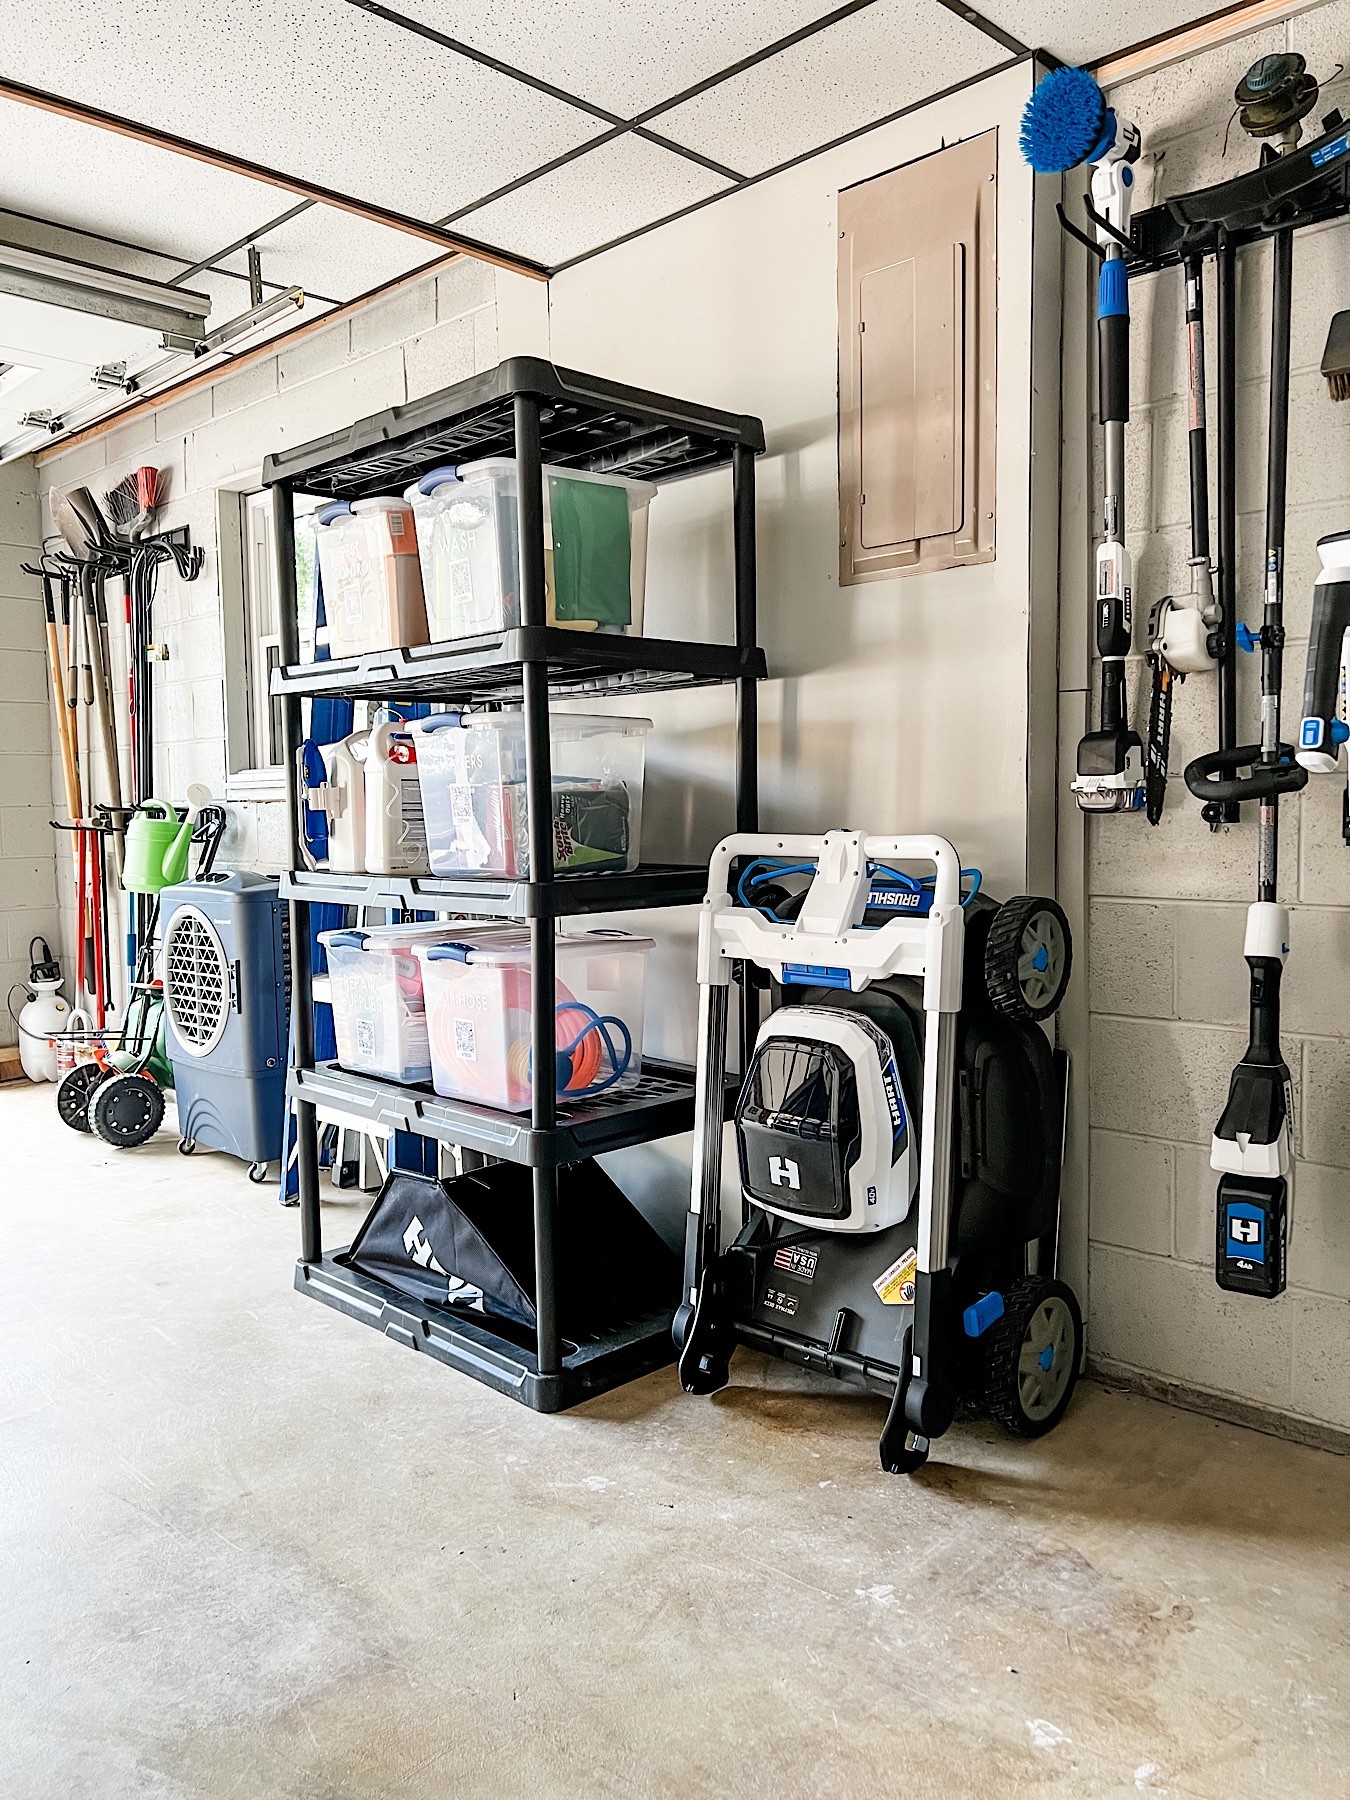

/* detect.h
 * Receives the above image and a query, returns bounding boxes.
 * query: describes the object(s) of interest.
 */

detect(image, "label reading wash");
[873,1247,917,1306]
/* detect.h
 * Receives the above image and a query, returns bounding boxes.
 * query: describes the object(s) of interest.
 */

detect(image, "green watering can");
[122,798,195,894]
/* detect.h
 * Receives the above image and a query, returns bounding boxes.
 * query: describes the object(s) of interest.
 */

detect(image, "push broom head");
[1020,66,1115,173]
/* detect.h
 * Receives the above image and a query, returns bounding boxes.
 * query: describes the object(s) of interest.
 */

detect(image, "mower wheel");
[91,1073,165,1149]
[56,1062,105,1134]
[984,1276,1082,1438]
[985,895,1072,1021]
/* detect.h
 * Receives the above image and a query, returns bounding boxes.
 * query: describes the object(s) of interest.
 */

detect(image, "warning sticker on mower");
[773,1244,819,1281]
[873,1248,917,1307]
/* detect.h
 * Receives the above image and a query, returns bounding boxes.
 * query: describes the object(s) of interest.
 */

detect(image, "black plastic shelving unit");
[266,357,765,1412]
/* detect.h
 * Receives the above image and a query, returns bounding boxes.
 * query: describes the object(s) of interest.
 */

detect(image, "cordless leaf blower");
[1021,66,1144,812]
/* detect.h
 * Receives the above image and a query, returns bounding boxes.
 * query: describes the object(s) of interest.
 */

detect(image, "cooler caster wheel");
[90,1073,165,1149]
[178,1137,197,1156]
[247,1161,270,1185]
[984,1276,1083,1439]
[985,895,1073,1021]
[56,1062,105,1134]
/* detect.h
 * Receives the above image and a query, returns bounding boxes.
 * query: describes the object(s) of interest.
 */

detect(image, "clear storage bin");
[414,929,654,1111]
[314,496,428,659]
[320,923,505,1083]
[410,710,652,878]
[404,458,655,642]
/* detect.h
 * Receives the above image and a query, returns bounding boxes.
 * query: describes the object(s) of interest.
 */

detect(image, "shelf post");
[515,390,561,1378]
[732,442,760,1076]
[273,482,322,1262]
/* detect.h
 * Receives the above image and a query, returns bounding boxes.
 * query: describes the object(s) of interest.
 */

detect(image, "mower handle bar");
[707,832,963,910]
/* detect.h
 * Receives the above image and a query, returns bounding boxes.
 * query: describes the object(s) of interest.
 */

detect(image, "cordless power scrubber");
[675,832,1079,1474]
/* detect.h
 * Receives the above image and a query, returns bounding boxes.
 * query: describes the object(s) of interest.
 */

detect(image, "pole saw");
[1021,66,1145,813]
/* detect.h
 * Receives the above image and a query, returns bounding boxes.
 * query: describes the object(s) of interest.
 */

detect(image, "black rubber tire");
[178,1137,196,1156]
[91,1073,166,1149]
[56,1062,105,1133]
[985,895,1073,1022]
[985,1276,1083,1439]
[247,1161,270,1185]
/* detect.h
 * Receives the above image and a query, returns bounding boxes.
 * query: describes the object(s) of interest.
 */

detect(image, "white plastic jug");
[365,719,429,875]
[324,730,371,873]
[18,976,69,1082]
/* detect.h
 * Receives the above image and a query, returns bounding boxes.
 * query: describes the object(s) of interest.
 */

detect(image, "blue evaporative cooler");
[160,872,289,1165]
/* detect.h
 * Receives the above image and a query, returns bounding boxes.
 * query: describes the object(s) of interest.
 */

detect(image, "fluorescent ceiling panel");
[1,0,602,226]
[381,0,834,116]
[0,292,157,440]
[975,0,1227,64]
[453,134,731,267]
[0,96,313,264]
[655,0,1007,176]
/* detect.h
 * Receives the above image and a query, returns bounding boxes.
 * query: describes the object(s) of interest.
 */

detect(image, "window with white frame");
[221,487,320,794]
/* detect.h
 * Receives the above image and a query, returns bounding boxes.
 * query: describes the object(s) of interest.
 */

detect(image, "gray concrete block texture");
[1084,9,1350,1433]
[0,457,57,1045]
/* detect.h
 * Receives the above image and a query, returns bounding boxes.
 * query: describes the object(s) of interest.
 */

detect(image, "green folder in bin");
[548,475,632,629]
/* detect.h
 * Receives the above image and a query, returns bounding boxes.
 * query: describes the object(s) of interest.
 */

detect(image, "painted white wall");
[1065,0,1350,1439]
[0,455,59,1045]
[548,58,1064,1243]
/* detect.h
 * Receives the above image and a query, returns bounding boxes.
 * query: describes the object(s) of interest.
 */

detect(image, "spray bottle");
[17,937,69,1083]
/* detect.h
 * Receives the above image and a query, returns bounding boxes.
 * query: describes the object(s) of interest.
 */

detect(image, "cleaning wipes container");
[414,929,654,1111]
[319,924,506,1084]
[410,710,652,878]
[313,497,428,659]
[404,459,655,642]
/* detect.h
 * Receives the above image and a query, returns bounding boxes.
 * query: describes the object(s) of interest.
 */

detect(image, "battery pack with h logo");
[1216,1175,1287,1298]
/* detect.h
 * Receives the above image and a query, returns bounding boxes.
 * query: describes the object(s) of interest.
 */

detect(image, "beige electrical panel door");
[839,130,996,583]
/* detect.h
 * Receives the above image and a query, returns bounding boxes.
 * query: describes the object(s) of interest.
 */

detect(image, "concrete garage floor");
[1,1082,1347,1800]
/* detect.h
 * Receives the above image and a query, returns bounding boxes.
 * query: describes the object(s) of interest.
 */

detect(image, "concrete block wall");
[36,259,529,972]
[0,456,60,1046]
[1079,2,1350,1438]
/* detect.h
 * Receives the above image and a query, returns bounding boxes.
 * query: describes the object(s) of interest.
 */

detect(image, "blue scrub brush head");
[1020,66,1113,173]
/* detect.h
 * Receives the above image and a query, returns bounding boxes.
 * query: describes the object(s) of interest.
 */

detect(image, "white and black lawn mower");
[675,831,1079,1474]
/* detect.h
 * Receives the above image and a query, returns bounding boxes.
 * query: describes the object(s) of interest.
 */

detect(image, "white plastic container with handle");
[364,717,431,875]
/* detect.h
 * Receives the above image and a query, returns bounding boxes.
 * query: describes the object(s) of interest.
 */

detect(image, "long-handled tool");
[1183,59,1314,1299]
[1021,66,1145,813]
[1146,253,1221,820]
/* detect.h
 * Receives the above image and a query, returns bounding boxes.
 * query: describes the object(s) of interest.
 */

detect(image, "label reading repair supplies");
[873,1247,917,1306]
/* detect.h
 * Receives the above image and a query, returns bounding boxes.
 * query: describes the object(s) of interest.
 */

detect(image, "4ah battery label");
[872,1247,917,1306]
[773,1244,819,1281]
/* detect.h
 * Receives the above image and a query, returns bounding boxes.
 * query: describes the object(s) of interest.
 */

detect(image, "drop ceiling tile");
[382,0,833,116]
[234,204,441,306]
[1,0,601,228]
[974,0,1224,67]
[453,134,731,267]
[654,0,1007,176]
[0,96,310,264]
